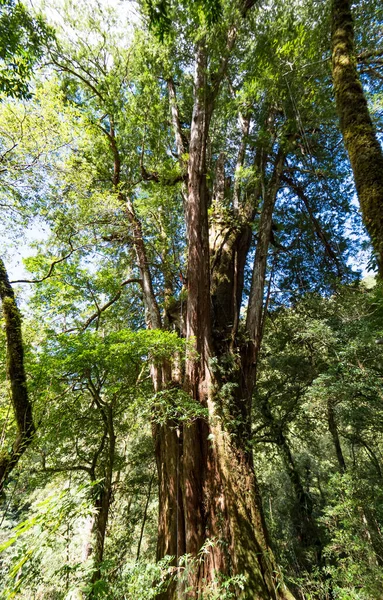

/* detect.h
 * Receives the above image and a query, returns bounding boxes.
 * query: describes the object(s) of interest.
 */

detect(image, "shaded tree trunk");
[327,399,346,473]
[258,395,321,563]
[331,0,383,273]
[90,444,115,582]
[0,259,35,492]
[154,423,185,562]
[327,401,383,567]
[87,404,116,585]
[136,468,156,561]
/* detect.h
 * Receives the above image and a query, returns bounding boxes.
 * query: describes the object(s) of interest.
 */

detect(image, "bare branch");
[11,246,87,284]
[39,464,93,476]
[281,175,342,274]
[80,278,142,331]
[63,278,142,334]
[49,54,105,102]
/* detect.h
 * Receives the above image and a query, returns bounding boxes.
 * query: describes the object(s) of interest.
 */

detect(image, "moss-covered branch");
[331,0,383,273]
[0,258,34,492]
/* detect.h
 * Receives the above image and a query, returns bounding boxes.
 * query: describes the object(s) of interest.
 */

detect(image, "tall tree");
[0,0,371,597]
[0,258,34,491]
[331,0,383,273]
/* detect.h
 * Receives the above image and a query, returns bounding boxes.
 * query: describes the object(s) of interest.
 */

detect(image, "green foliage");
[144,0,223,41]
[0,0,382,597]
[320,474,383,599]
[255,284,383,597]
[0,0,53,98]
[92,556,175,599]
[152,387,208,425]
[0,482,95,599]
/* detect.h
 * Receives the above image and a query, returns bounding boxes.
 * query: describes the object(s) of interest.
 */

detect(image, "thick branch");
[39,464,93,476]
[100,119,162,331]
[125,198,162,329]
[246,148,285,344]
[167,78,186,159]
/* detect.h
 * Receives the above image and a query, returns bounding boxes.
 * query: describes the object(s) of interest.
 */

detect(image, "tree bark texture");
[151,38,295,598]
[0,258,35,492]
[331,0,383,272]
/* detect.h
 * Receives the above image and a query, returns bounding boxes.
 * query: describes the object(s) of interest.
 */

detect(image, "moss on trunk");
[331,0,383,273]
[0,259,35,492]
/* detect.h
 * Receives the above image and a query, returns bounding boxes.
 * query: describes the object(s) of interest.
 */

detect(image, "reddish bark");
[151,36,294,598]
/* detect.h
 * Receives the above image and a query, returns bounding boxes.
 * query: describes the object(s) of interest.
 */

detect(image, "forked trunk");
[153,35,294,596]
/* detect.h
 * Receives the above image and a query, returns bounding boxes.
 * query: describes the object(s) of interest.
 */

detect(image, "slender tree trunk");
[327,400,346,473]
[361,506,383,567]
[327,399,346,476]
[243,149,286,402]
[360,439,383,481]
[0,259,34,492]
[258,395,321,562]
[136,469,156,561]
[331,0,383,272]
[327,402,383,567]
[90,406,116,584]
[90,486,112,583]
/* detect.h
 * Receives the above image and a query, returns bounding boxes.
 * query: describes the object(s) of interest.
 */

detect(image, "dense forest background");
[0,0,383,598]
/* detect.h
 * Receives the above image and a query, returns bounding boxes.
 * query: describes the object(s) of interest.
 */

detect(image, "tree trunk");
[327,402,383,567]
[276,435,318,553]
[153,39,295,599]
[258,395,321,563]
[181,418,293,598]
[136,468,156,560]
[154,423,185,562]
[90,405,116,585]
[327,400,346,473]
[90,485,113,583]
[0,259,35,492]
[331,0,383,272]
[48,8,295,595]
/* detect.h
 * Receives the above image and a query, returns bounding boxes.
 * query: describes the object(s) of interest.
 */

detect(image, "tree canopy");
[0,0,383,599]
